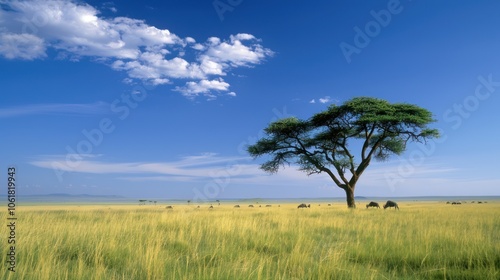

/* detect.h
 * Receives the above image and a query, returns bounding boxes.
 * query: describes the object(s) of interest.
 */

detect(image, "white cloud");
[112,52,206,83]
[122,77,134,84]
[0,102,110,118]
[185,37,196,44]
[204,36,273,67]
[309,96,338,105]
[30,153,254,181]
[191,43,205,51]
[30,152,500,196]
[175,78,230,99]
[199,55,225,75]
[0,33,46,60]
[207,37,221,45]
[230,33,256,42]
[319,96,331,103]
[117,176,196,182]
[29,152,333,188]
[0,0,273,99]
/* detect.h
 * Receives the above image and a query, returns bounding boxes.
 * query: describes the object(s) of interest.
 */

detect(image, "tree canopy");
[247,97,439,208]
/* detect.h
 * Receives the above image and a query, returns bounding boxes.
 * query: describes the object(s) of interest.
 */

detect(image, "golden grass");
[1,201,499,279]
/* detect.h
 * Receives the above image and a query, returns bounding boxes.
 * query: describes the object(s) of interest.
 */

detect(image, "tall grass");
[1,202,498,279]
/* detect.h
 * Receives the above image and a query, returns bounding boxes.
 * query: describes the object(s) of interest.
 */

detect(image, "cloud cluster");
[309,96,335,104]
[0,102,110,118]
[29,152,334,187]
[0,0,273,99]
[30,153,256,181]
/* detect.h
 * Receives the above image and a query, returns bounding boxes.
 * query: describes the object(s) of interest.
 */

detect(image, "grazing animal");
[234,205,240,208]
[297,203,309,208]
[328,204,332,206]
[209,205,214,209]
[248,205,254,207]
[165,206,173,209]
[451,201,462,205]
[366,201,380,209]
[446,201,451,204]
[478,201,483,204]
[383,200,399,210]
[266,205,272,207]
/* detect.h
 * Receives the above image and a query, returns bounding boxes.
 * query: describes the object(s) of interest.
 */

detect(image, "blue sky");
[1,0,499,200]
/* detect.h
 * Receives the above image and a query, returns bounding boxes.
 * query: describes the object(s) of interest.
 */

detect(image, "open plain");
[2,201,499,279]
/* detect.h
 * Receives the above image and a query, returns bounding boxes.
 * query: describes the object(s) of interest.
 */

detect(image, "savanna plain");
[2,201,499,280]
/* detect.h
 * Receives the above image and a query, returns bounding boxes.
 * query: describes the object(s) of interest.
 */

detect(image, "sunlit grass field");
[2,201,499,279]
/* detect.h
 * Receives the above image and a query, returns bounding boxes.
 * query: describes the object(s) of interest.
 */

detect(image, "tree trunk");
[344,186,356,208]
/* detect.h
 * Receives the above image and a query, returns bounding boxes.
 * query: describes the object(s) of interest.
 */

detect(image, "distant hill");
[44,193,123,198]
[4,194,499,204]
[9,193,128,203]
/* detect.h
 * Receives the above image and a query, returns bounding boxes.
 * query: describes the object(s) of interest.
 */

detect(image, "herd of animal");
[164,200,402,210]
[365,201,399,210]
[165,199,490,209]
[446,201,487,205]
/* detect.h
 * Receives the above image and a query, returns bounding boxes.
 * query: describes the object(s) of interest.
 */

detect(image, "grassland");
[1,201,499,279]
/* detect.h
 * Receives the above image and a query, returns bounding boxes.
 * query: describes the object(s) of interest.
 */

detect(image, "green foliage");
[247,97,439,206]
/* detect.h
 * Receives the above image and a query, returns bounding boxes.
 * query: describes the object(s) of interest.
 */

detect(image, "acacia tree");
[247,97,439,208]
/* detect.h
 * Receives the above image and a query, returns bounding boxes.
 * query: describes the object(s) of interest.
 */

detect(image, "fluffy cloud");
[29,153,335,188]
[0,33,46,60]
[30,153,255,180]
[309,96,337,104]
[0,0,273,99]
[319,96,332,103]
[204,36,272,67]
[175,78,230,99]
